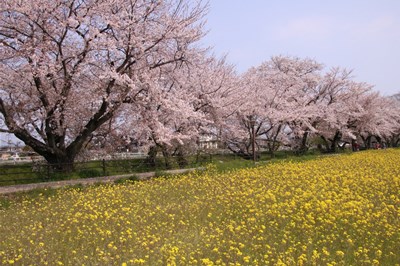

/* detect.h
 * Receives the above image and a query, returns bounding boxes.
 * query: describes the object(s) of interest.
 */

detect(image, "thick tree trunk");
[320,131,342,153]
[267,140,280,158]
[43,153,75,172]
[14,132,89,173]
[1,84,115,172]
[145,146,158,168]
[268,143,275,158]
[161,146,173,169]
[176,146,188,168]
[361,135,372,149]
[320,136,330,153]
[395,136,400,147]
[295,131,309,155]
[330,131,342,153]
[10,134,78,173]
[351,139,357,151]
[267,124,282,158]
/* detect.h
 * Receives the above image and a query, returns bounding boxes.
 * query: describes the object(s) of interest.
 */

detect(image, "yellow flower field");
[1,150,399,265]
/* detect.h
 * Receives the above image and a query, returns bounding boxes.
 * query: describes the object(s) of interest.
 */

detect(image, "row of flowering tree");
[1,0,399,169]
[222,56,400,159]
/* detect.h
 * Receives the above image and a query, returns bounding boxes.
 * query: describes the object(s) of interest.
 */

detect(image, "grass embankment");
[1,149,399,265]
[0,154,213,186]
[0,149,330,186]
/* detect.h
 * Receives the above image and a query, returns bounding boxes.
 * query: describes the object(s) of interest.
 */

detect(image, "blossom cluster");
[1,150,399,265]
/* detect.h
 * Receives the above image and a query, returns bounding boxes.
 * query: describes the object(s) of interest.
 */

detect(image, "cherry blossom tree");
[387,93,400,147]
[356,93,400,148]
[220,67,268,159]
[223,55,322,159]
[304,69,365,152]
[285,70,400,153]
[280,66,372,154]
[120,52,239,168]
[0,0,207,169]
[265,56,322,155]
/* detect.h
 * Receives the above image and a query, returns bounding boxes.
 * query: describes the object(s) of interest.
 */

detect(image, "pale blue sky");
[201,0,400,96]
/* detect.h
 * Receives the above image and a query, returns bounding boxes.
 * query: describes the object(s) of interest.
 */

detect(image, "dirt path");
[0,168,198,195]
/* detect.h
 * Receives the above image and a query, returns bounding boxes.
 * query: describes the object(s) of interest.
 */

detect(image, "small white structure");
[11,153,20,161]
[199,135,218,150]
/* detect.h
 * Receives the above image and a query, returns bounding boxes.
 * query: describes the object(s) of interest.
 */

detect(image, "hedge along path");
[0,168,199,195]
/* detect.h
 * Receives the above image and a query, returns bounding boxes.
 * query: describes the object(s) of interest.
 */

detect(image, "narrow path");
[0,168,198,195]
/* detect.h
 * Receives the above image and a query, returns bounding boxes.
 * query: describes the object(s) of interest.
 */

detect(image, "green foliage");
[78,169,103,178]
